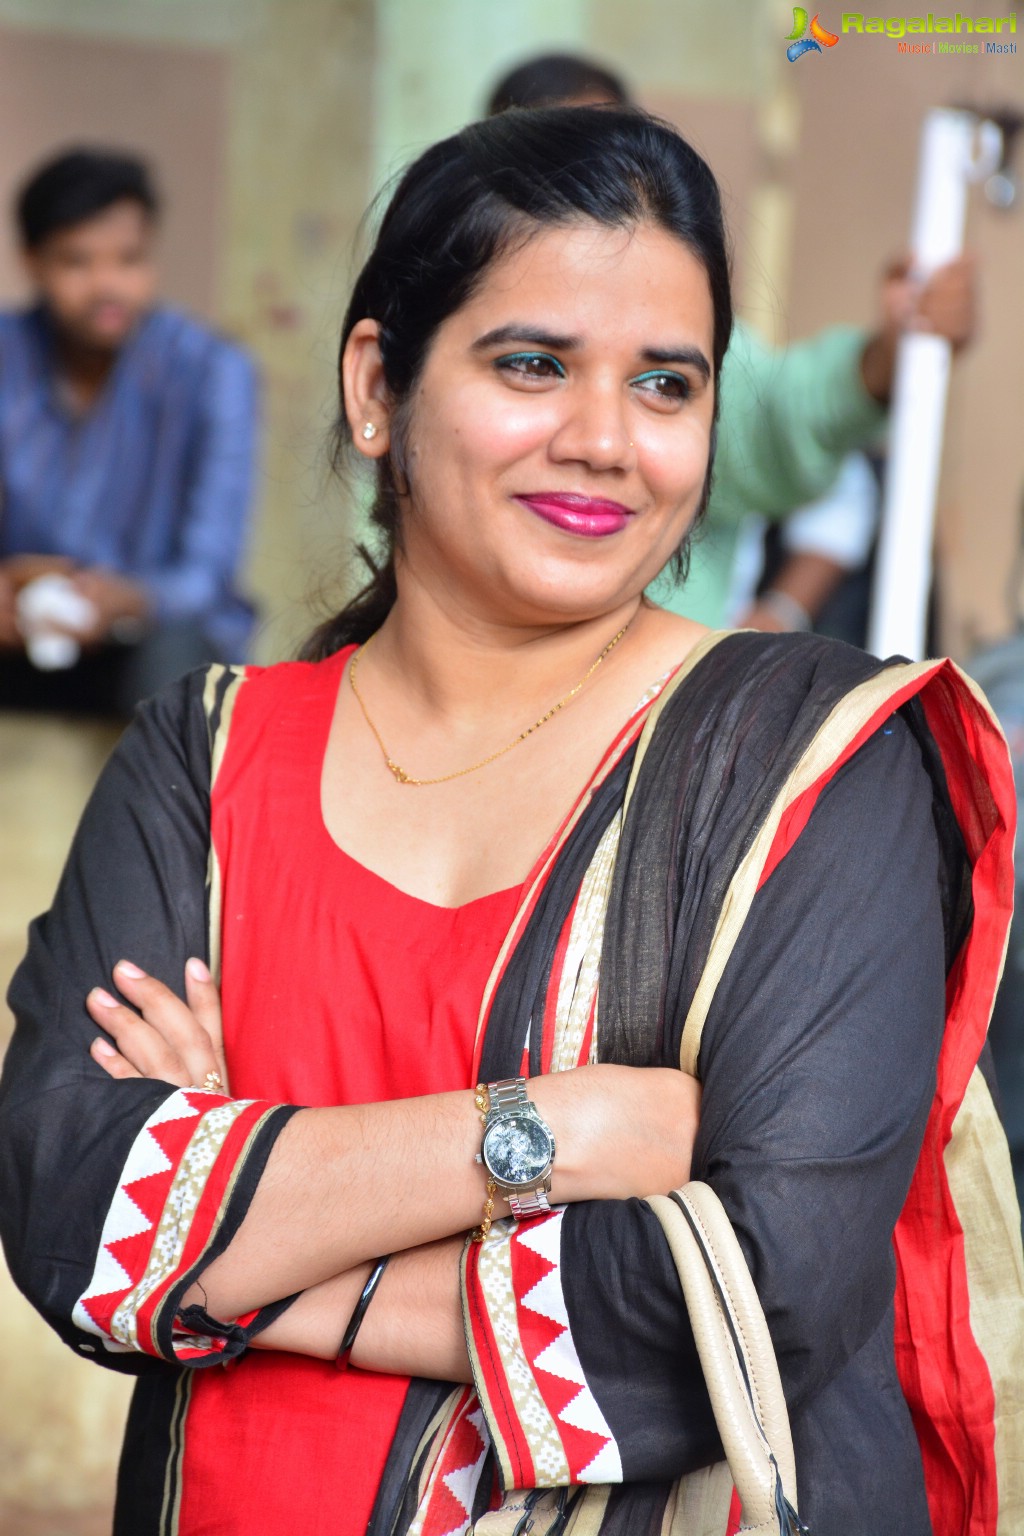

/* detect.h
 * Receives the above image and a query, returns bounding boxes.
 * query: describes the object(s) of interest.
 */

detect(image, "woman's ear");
[342,319,392,458]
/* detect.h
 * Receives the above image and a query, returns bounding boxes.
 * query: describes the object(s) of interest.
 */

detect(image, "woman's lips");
[516,494,632,538]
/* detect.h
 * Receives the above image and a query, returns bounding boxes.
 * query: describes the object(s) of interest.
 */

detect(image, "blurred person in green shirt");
[486,54,975,631]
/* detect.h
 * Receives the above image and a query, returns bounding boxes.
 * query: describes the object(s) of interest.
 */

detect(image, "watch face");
[482,1113,553,1187]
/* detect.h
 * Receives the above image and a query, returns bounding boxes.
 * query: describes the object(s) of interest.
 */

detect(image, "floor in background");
[0,712,132,1536]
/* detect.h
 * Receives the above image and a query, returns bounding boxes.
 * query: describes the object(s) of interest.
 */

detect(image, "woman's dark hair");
[16,148,158,249]
[486,52,630,115]
[303,107,732,659]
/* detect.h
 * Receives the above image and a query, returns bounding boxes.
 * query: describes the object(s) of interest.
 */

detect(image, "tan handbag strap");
[647,1184,803,1533]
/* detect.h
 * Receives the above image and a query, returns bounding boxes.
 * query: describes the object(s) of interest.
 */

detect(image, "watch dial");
[483,1114,552,1185]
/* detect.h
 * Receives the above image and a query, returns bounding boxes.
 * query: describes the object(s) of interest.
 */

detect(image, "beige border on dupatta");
[566,1486,612,1534]
[465,818,624,1504]
[475,630,732,1064]
[158,1372,192,1536]
[405,1390,484,1536]
[552,815,624,1073]
[946,1066,1024,1532]
[202,664,247,982]
[675,658,943,1077]
[620,630,733,819]
[475,1222,572,1487]
[933,669,1023,1531]
[663,1463,736,1536]
[473,757,620,1064]
[154,665,246,1533]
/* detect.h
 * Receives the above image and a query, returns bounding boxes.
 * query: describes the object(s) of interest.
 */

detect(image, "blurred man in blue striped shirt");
[0,148,259,717]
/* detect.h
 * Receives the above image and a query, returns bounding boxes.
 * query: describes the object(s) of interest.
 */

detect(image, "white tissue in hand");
[17,574,98,671]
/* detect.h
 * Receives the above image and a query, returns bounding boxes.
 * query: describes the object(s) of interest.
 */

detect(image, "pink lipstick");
[516,493,632,538]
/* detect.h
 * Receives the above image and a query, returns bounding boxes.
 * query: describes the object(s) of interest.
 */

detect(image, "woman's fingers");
[85,960,227,1092]
[87,986,191,1085]
[112,960,223,1088]
[90,1034,143,1080]
[183,957,229,1087]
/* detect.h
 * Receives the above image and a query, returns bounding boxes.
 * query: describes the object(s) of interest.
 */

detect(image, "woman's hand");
[532,1064,701,1203]
[87,958,229,1093]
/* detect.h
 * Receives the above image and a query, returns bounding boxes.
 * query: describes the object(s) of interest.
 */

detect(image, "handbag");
[647,1183,806,1535]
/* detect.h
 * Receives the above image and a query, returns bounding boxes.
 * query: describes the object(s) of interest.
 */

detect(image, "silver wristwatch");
[480,1077,556,1220]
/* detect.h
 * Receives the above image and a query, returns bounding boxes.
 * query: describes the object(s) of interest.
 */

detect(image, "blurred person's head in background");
[486,52,630,115]
[16,148,159,354]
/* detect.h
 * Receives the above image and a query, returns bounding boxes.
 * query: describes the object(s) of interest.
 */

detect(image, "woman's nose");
[547,385,635,472]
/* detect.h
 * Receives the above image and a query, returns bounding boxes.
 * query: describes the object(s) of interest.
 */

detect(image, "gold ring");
[202,1070,224,1092]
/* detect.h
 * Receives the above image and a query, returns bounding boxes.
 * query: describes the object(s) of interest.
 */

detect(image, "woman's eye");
[631,370,691,402]
[494,352,566,381]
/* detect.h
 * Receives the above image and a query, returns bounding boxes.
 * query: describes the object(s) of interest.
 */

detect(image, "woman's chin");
[476,564,644,627]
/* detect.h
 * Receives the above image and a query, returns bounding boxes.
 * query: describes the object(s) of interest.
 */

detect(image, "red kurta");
[182,649,521,1535]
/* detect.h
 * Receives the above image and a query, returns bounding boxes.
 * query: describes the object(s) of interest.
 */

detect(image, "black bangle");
[336,1255,391,1371]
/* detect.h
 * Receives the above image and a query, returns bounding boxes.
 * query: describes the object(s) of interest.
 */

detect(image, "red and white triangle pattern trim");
[513,1211,623,1483]
[71,1087,242,1355]
[414,1391,490,1536]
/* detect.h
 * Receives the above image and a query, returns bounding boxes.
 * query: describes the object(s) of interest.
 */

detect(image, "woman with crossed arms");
[1,107,1019,1536]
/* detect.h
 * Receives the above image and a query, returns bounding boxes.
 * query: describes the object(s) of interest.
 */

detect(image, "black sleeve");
[557,714,945,1480]
[0,669,296,1371]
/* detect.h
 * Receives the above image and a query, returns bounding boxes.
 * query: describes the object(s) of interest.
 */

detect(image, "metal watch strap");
[487,1077,553,1218]
[506,1186,552,1219]
[488,1078,531,1114]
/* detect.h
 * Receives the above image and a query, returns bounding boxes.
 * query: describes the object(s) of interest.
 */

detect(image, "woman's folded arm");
[0,669,301,1370]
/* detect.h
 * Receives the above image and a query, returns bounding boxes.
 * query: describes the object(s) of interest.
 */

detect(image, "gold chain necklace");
[349,617,635,786]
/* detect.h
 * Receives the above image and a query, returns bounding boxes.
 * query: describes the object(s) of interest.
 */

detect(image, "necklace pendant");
[387,759,410,784]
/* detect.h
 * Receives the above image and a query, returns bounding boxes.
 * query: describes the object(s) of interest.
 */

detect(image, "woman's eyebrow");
[641,347,711,381]
[473,324,579,352]
[473,325,711,381]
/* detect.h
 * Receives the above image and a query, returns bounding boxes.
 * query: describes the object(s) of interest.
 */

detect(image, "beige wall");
[0,26,228,317]
[0,718,130,1535]
[371,0,780,317]
[217,0,376,661]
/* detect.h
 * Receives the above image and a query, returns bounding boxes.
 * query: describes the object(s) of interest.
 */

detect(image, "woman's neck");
[368,574,646,731]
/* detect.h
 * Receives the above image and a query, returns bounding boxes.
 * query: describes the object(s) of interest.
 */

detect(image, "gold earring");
[362,422,378,441]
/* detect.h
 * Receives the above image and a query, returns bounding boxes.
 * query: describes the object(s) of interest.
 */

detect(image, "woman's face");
[379,218,717,628]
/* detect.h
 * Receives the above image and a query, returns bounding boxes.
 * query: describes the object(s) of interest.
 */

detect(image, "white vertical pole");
[867,109,977,661]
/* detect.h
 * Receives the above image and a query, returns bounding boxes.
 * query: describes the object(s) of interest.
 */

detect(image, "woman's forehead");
[454,219,715,346]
